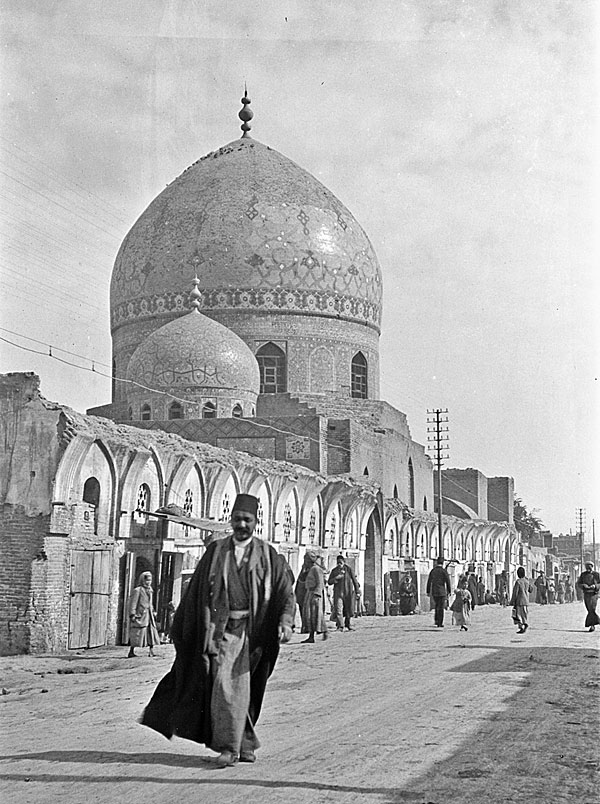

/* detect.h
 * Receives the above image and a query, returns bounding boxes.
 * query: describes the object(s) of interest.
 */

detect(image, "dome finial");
[238,85,253,138]
[190,276,202,310]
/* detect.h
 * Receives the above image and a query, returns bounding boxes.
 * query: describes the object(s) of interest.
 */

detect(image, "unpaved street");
[0,602,598,804]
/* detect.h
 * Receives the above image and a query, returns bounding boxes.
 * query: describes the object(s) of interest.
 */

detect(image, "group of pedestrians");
[425,557,600,637]
[294,551,361,640]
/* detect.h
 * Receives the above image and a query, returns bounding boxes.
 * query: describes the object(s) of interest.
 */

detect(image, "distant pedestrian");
[534,572,549,605]
[398,573,417,615]
[328,555,360,631]
[497,571,509,607]
[295,553,313,633]
[577,562,600,633]
[426,557,452,628]
[467,572,479,611]
[127,572,160,658]
[301,553,328,643]
[547,578,556,604]
[556,578,565,604]
[564,577,574,603]
[510,567,534,634]
[477,576,486,606]
[450,577,472,631]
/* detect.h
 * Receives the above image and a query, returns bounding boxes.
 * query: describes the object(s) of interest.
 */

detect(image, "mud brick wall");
[0,505,49,655]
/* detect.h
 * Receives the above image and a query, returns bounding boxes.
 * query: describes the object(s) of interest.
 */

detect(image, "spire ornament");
[189,276,202,311]
[238,87,253,138]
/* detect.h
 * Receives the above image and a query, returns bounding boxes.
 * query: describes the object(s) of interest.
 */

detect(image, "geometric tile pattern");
[111,138,383,331]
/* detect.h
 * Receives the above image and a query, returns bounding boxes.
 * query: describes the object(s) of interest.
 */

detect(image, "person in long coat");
[328,555,359,631]
[127,572,160,657]
[510,566,534,633]
[294,553,312,633]
[534,572,549,604]
[426,558,452,628]
[450,577,472,631]
[398,573,417,615]
[577,562,600,632]
[301,553,327,643]
[467,572,479,610]
[140,494,295,769]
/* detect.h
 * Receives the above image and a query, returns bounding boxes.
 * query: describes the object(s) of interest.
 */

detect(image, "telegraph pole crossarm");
[426,409,450,560]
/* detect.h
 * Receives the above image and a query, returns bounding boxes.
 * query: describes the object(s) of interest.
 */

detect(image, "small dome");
[126,308,259,418]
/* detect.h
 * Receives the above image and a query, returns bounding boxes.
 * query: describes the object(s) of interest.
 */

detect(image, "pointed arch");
[256,342,287,394]
[351,352,368,399]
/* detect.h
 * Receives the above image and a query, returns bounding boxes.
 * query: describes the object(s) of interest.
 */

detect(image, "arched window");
[168,401,183,419]
[393,484,399,499]
[183,488,194,517]
[283,503,293,541]
[127,406,133,421]
[141,403,151,421]
[308,510,317,545]
[351,352,368,399]
[202,401,217,419]
[134,483,150,524]
[408,458,415,508]
[232,404,243,418]
[83,477,100,534]
[256,343,286,394]
[423,495,428,511]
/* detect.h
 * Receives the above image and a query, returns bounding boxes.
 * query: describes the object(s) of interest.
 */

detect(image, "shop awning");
[148,510,232,533]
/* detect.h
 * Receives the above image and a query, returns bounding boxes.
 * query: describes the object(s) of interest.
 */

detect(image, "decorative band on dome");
[111,287,382,331]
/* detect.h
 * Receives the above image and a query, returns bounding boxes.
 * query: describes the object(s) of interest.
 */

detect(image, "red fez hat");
[232,494,259,516]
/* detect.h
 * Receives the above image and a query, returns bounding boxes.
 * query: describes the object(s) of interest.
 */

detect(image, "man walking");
[577,562,600,632]
[328,554,360,631]
[141,493,295,767]
[426,557,452,628]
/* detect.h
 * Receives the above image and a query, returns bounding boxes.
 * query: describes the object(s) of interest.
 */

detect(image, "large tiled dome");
[110,137,383,332]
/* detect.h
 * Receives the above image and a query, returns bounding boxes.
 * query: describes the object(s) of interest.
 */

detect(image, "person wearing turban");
[141,493,295,768]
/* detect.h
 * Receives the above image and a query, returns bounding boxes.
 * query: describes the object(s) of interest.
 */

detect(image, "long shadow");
[1,646,597,803]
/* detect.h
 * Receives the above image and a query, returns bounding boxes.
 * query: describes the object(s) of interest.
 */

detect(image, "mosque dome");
[110,95,383,407]
[110,135,382,334]
[125,287,260,419]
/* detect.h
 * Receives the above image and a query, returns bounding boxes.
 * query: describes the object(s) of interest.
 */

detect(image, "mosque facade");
[0,97,521,654]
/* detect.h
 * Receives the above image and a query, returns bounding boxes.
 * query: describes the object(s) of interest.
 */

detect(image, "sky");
[1,0,598,536]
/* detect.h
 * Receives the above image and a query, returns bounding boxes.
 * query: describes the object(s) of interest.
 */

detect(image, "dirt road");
[0,602,597,804]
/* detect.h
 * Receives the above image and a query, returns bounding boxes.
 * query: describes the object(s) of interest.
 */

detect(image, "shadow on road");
[1,646,598,803]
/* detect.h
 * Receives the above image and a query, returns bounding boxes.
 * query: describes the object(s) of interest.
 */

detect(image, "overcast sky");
[1,0,598,536]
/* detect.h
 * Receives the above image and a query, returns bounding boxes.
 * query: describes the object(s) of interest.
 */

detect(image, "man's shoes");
[336,626,343,631]
[589,625,596,632]
[239,750,256,763]
[214,751,238,768]
[345,626,355,631]
[301,637,315,643]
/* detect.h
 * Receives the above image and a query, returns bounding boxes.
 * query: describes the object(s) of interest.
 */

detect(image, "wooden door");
[68,550,111,649]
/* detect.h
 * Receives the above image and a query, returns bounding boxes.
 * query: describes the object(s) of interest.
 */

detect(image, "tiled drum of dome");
[110,140,382,331]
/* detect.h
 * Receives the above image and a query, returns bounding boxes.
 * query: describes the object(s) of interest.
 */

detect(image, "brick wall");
[0,505,48,655]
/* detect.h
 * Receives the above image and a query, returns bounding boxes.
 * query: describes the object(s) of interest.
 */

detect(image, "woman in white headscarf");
[127,571,160,657]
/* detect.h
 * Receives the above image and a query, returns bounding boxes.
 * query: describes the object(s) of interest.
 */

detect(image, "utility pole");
[426,409,449,559]
[576,508,586,571]
[592,519,596,567]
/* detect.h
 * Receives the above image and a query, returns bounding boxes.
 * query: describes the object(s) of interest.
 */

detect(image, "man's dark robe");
[140,536,295,746]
